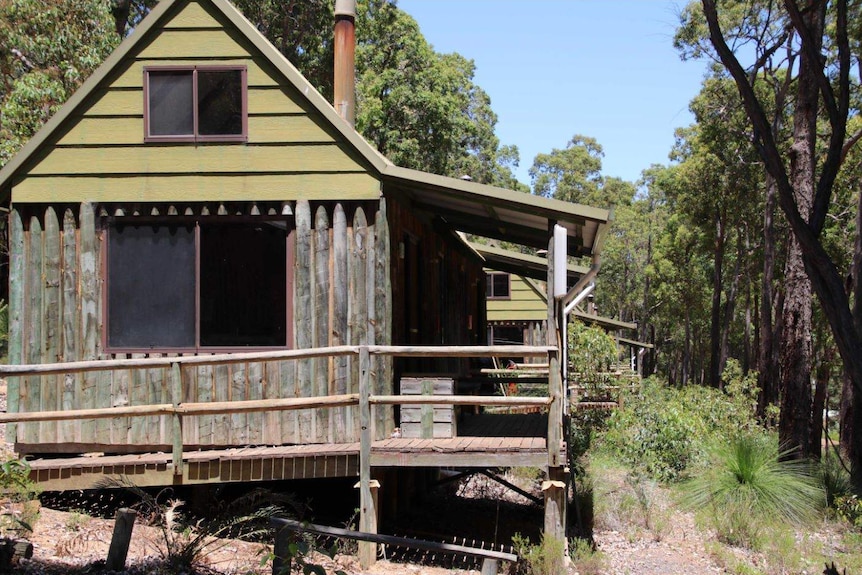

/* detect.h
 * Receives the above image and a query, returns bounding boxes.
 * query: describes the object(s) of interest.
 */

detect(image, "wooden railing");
[0,344,562,472]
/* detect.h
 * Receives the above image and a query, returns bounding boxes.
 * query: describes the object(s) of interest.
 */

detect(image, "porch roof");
[468,243,590,282]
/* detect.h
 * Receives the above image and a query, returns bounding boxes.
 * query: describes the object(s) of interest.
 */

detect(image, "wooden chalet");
[0,0,610,561]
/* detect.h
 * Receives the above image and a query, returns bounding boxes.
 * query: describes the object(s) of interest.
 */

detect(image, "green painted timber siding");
[10,0,379,204]
[9,200,393,454]
[486,274,548,322]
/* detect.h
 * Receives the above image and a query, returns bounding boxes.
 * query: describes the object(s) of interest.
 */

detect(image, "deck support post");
[358,346,377,568]
[544,222,568,561]
[542,468,567,543]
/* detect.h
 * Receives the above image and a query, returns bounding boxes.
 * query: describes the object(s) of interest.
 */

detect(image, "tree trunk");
[719,230,743,383]
[778,0,821,459]
[683,309,691,387]
[811,350,831,461]
[843,176,862,488]
[758,175,780,419]
[709,212,726,388]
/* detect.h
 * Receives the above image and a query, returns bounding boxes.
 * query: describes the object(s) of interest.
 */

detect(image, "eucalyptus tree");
[0,0,118,167]
[670,76,765,389]
[679,0,862,475]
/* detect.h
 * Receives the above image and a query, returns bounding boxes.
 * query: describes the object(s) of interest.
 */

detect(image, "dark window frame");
[485,271,511,300]
[103,216,294,354]
[143,65,248,143]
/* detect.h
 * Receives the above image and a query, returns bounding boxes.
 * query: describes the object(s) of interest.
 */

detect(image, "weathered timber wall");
[387,196,485,377]
[8,199,392,454]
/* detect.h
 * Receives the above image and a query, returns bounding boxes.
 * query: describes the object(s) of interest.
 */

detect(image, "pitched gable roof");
[0,0,610,256]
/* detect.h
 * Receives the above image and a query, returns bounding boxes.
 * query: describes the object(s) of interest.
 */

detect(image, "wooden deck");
[26,413,559,491]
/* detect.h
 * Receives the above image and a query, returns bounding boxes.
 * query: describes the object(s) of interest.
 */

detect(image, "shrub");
[681,435,823,548]
[511,533,565,575]
[601,380,705,482]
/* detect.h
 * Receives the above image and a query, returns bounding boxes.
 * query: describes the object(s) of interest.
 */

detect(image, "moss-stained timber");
[25,216,43,445]
[374,199,393,438]
[229,363,247,444]
[246,361,263,445]
[314,206,330,441]
[350,208,368,437]
[79,203,98,444]
[212,363,230,444]
[263,360,282,445]
[61,209,78,442]
[295,200,313,442]
[7,210,24,442]
[195,365,213,445]
[170,362,183,475]
[43,208,61,442]
[332,205,349,442]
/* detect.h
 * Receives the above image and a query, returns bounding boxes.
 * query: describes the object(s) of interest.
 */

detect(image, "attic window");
[144,66,247,142]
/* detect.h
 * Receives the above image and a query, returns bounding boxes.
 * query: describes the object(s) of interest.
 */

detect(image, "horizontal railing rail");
[0,345,563,487]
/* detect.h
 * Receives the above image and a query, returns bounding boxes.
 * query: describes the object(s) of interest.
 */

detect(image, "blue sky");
[397,0,711,188]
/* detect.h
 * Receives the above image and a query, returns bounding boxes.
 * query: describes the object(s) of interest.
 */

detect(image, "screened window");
[485,272,510,299]
[145,66,247,142]
[107,221,289,351]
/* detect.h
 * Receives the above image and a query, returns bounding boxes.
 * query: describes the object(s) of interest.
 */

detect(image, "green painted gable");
[9,0,381,204]
[486,274,548,322]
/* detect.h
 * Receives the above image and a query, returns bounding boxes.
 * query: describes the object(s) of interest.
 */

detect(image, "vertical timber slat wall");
[10,200,392,454]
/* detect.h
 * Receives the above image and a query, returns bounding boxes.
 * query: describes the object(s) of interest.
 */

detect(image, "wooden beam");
[357,346,375,568]
[369,395,550,407]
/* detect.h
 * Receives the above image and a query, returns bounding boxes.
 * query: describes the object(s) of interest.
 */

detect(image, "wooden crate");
[400,377,456,439]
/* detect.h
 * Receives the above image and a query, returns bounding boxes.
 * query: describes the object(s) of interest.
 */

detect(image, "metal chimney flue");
[334,0,356,126]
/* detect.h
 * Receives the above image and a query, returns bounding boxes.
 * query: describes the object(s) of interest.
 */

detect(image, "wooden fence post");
[170,362,183,476]
[358,345,377,568]
[106,508,137,571]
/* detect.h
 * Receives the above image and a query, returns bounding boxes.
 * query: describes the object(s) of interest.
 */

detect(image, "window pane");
[200,223,287,346]
[198,70,243,136]
[148,72,194,136]
[108,224,196,348]
[492,273,510,298]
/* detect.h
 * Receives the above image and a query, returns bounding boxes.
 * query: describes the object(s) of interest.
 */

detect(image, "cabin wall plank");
[332,205,349,442]
[24,216,43,444]
[61,209,79,443]
[314,206,330,441]
[8,210,24,442]
[295,200,313,442]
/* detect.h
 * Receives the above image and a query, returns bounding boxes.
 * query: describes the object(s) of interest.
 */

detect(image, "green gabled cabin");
[0,0,610,460]
[474,244,641,365]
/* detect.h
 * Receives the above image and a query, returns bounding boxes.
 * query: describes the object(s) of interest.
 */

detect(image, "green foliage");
[529,135,634,208]
[273,530,346,575]
[114,481,296,573]
[0,0,118,167]
[601,379,707,482]
[835,495,862,530]
[511,533,565,575]
[600,372,764,483]
[0,456,39,535]
[569,537,603,575]
[568,320,618,378]
[681,435,823,548]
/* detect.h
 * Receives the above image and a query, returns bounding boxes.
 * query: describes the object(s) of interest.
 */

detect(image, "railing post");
[170,362,183,476]
[547,348,562,468]
[358,345,377,567]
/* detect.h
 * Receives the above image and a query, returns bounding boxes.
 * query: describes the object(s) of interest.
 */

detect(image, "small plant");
[569,536,603,575]
[111,479,298,573]
[0,457,40,536]
[273,529,346,575]
[511,533,565,575]
[682,435,823,548]
[64,510,91,531]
